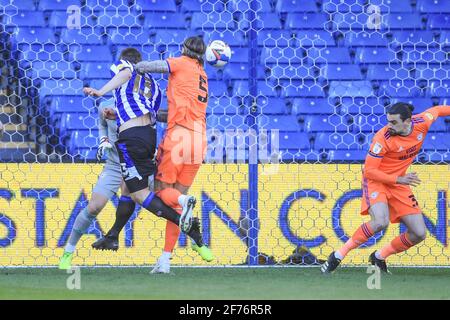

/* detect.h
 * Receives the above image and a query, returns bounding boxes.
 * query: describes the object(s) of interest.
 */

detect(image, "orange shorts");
[155,126,207,187]
[360,178,421,223]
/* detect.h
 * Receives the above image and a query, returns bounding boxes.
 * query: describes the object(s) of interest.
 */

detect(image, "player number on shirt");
[198,75,208,103]
[133,74,153,99]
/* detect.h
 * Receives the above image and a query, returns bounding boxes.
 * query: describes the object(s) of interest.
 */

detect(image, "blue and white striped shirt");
[110,59,162,128]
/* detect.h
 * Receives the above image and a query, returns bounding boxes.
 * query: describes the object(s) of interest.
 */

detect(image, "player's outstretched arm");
[135,60,170,74]
[425,105,450,119]
[83,69,132,97]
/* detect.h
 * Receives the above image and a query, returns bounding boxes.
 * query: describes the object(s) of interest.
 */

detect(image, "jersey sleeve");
[363,136,398,185]
[110,59,134,76]
[418,106,450,130]
[165,57,182,74]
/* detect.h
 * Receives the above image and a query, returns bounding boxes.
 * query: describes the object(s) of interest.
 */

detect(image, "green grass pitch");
[0,267,449,300]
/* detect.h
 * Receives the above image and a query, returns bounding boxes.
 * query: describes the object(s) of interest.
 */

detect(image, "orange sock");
[378,233,414,260]
[164,209,182,253]
[158,188,182,208]
[336,222,374,259]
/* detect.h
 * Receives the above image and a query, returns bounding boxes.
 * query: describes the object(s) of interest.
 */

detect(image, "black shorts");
[115,125,156,193]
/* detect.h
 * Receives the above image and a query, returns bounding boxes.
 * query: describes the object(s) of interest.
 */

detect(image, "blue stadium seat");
[344,32,389,47]
[115,45,161,61]
[69,45,112,62]
[307,48,351,64]
[370,0,412,13]
[49,96,94,118]
[19,46,65,63]
[39,0,81,10]
[85,0,131,11]
[386,13,422,29]
[322,0,365,13]
[229,0,272,13]
[60,28,103,45]
[258,97,286,114]
[191,12,235,30]
[423,133,450,150]
[332,12,387,30]
[223,64,266,80]
[284,82,324,98]
[239,13,282,30]
[76,149,97,160]
[389,98,434,114]
[328,81,374,98]
[154,30,199,45]
[109,28,152,45]
[415,65,449,81]
[260,47,303,65]
[31,61,76,79]
[80,62,112,80]
[278,132,311,150]
[97,11,141,28]
[258,115,299,131]
[277,0,317,13]
[440,98,450,105]
[203,30,246,46]
[1,0,35,10]
[135,0,177,12]
[320,64,362,80]
[426,117,448,132]
[60,113,97,137]
[144,12,187,29]
[14,27,56,44]
[207,97,242,115]
[427,14,450,29]
[270,65,314,80]
[6,11,45,27]
[340,98,386,115]
[402,49,446,64]
[229,48,249,63]
[49,11,90,28]
[427,81,450,98]
[40,79,85,98]
[257,30,294,47]
[234,81,278,97]
[292,98,334,115]
[380,80,421,98]
[206,115,248,130]
[355,48,395,64]
[208,80,228,97]
[366,64,410,80]
[294,31,335,47]
[391,31,435,46]
[315,132,360,150]
[285,13,328,30]
[327,150,367,161]
[354,114,385,133]
[417,0,450,13]
[440,31,450,47]
[69,130,98,153]
[180,0,225,12]
[417,151,450,163]
[304,115,352,132]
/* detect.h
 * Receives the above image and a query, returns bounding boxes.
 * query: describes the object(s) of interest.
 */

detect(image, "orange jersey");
[165,56,208,133]
[363,106,450,185]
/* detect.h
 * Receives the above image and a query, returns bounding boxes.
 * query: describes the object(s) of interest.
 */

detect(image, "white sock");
[375,250,383,260]
[161,251,172,260]
[178,195,188,206]
[334,251,344,260]
[65,244,76,253]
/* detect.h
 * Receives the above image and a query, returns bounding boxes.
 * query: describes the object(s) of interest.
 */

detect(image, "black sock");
[107,196,136,238]
[142,192,180,225]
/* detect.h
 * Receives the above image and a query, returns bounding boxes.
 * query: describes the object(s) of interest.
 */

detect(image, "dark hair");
[119,47,142,64]
[387,102,414,121]
[182,36,206,65]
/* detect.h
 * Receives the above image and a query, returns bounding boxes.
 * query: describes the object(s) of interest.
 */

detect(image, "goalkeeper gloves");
[96,136,113,162]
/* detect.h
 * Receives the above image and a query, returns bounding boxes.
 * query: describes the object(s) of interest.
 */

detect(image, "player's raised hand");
[103,107,117,120]
[397,172,421,186]
[83,87,103,97]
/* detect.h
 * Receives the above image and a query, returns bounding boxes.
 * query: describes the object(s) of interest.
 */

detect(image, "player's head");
[386,102,414,135]
[119,48,142,64]
[182,36,206,66]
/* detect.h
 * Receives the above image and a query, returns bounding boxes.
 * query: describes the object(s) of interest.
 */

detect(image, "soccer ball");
[205,40,231,68]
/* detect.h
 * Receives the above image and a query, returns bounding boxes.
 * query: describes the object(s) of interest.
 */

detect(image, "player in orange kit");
[134,37,214,273]
[321,102,450,274]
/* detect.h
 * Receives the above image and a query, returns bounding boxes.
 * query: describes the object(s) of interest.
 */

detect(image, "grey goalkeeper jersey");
[98,101,119,165]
